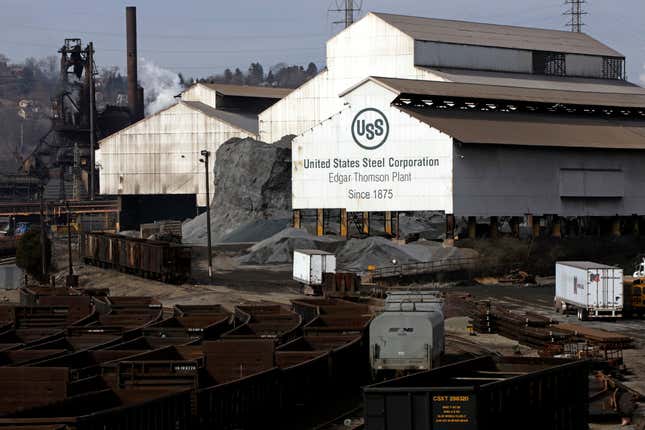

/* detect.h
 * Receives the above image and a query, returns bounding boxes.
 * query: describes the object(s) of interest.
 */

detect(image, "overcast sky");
[1,0,644,83]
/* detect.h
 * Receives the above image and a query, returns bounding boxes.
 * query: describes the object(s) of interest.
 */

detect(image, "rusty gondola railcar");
[81,232,191,283]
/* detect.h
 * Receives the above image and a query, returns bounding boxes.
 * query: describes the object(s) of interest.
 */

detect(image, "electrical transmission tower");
[564,0,587,32]
[330,0,363,28]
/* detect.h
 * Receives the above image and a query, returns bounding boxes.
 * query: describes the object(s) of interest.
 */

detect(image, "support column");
[531,215,540,238]
[489,216,498,240]
[511,217,520,238]
[611,216,621,237]
[385,211,393,236]
[467,216,476,239]
[340,209,348,239]
[394,212,400,239]
[445,214,455,246]
[551,216,561,238]
[316,208,324,237]
[632,215,640,237]
[292,209,301,229]
[362,212,369,235]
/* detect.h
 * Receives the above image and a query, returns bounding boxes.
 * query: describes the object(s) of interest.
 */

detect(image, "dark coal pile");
[398,211,445,240]
[183,136,293,244]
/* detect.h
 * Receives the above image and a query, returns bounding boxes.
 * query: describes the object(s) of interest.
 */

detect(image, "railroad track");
[311,406,364,430]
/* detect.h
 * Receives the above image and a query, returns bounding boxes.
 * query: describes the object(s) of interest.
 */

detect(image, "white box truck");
[293,249,336,295]
[555,261,623,320]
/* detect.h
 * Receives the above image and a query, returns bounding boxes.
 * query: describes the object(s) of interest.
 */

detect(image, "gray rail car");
[370,291,444,372]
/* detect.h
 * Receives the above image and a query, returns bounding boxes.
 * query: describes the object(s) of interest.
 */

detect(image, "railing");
[367,256,481,279]
[0,199,119,217]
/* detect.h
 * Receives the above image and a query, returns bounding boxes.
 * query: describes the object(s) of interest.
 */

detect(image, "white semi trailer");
[555,261,623,320]
[292,249,336,295]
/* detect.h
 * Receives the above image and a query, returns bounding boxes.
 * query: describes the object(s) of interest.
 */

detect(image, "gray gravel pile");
[336,236,476,271]
[238,228,344,265]
[238,227,478,270]
[182,136,293,244]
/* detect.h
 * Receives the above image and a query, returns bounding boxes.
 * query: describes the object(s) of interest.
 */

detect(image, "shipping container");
[364,356,589,430]
[293,250,336,295]
[555,261,623,320]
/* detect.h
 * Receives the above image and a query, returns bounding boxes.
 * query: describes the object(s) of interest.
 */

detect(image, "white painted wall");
[415,41,532,73]
[97,102,255,206]
[292,81,453,212]
[566,54,604,78]
[259,13,444,142]
[180,84,219,108]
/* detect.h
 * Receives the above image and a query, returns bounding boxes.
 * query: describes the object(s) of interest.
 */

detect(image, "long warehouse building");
[262,12,645,237]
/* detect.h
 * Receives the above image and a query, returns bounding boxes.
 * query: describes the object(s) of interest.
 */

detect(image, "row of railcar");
[81,232,192,283]
[0,288,372,429]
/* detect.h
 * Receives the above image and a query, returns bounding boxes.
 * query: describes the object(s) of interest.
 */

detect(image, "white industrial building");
[97,83,289,228]
[278,13,645,237]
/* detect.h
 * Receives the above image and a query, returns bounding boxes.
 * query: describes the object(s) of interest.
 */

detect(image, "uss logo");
[351,108,390,150]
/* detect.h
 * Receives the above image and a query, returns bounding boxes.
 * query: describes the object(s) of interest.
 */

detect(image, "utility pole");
[66,201,74,286]
[564,0,587,32]
[88,41,96,200]
[331,0,362,29]
[345,0,354,28]
[200,150,213,281]
[39,184,47,280]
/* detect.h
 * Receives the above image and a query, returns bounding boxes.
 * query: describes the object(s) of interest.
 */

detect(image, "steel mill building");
[96,83,289,228]
[265,13,645,238]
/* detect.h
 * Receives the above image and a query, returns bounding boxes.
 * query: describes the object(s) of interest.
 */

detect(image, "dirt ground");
[0,238,302,311]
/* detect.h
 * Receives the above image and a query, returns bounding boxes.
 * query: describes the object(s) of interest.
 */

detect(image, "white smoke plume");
[138,58,183,115]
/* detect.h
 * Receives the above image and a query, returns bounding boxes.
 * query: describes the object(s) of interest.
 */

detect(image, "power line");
[563,0,587,32]
[2,22,328,42]
[3,39,323,55]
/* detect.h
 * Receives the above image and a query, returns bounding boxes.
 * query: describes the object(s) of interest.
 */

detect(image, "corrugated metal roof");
[200,83,292,99]
[372,12,623,57]
[421,67,645,95]
[399,108,645,149]
[182,101,258,134]
[368,77,645,108]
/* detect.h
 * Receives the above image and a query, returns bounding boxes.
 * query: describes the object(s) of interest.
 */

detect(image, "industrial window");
[602,57,624,80]
[532,51,566,76]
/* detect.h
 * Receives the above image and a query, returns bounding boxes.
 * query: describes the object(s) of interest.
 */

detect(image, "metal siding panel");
[98,102,253,205]
[386,394,413,430]
[311,255,322,285]
[415,41,532,73]
[453,143,645,216]
[560,169,624,197]
[566,54,604,78]
[260,14,445,142]
[559,170,585,196]
[292,81,453,212]
[584,170,624,197]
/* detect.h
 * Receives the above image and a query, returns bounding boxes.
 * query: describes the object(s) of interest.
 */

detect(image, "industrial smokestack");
[126,6,143,122]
